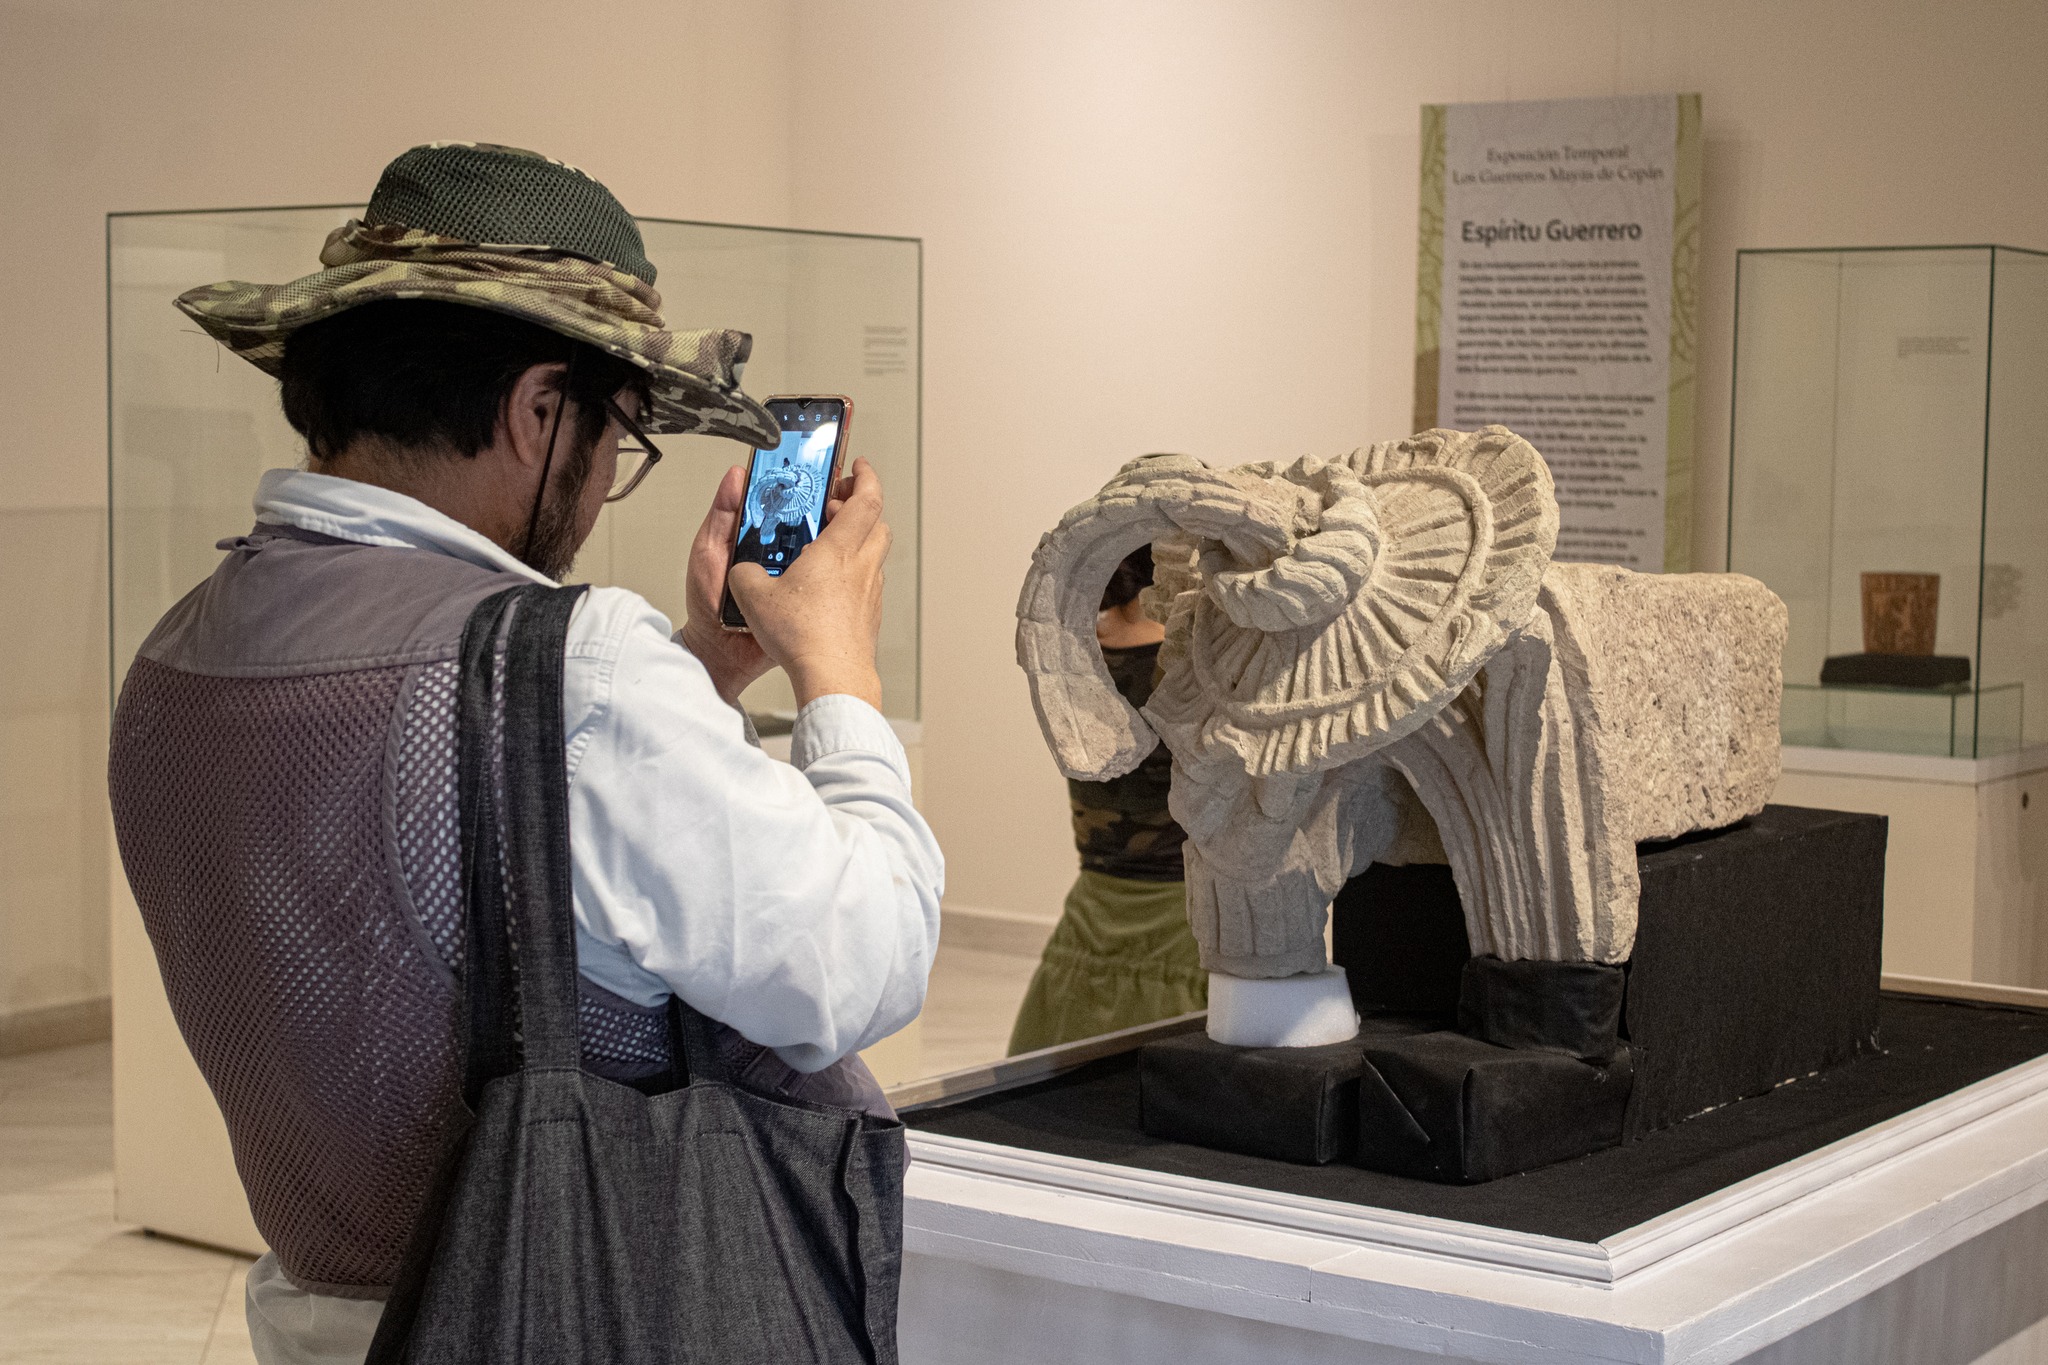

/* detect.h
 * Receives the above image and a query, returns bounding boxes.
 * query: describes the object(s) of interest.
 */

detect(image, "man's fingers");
[714,462,749,511]
[814,459,884,547]
[726,561,773,606]
[690,465,748,566]
[862,521,894,568]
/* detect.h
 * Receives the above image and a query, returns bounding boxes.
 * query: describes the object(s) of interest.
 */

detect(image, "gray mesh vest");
[108,525,680,1297]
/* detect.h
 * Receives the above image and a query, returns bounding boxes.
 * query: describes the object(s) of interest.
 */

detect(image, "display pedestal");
[1775,744,2048,989]
[897,983,2048,1365]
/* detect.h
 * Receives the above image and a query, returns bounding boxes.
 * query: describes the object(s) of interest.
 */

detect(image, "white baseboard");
[0,996,112,1056]
[1884,973,2048,1009]
[942,905,1057,959]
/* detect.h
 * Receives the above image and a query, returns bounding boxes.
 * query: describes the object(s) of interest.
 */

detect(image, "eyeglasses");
[602,395,665,502]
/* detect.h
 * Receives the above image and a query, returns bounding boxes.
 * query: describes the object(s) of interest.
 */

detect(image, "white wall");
[3,0,2046,1024]
[787,0,2048,922]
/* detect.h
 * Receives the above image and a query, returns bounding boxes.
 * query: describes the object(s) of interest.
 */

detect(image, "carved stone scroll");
[1016,427,1787,986]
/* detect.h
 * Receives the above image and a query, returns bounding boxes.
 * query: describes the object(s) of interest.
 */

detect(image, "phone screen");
[720,398,846,629]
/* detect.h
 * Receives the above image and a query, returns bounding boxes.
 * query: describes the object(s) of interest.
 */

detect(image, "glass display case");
[1728,245,2048,758]
[108,207,922,724]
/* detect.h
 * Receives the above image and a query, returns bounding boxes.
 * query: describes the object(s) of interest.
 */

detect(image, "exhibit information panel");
[1414,93,1701,571]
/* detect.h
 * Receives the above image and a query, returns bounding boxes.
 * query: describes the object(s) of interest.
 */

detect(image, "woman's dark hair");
[1101,544,1155,612]
[279,299,647,461]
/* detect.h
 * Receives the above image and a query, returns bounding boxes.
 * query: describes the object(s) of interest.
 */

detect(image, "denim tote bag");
[367,584,906,1364]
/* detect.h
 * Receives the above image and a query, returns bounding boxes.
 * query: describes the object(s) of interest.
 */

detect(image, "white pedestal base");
[901,994,2048,1364]
[1205,966,1359,1047]
[1776,744,2048,987]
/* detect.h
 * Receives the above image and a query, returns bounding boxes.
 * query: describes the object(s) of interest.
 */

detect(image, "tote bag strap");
[456,582,732,1094]
[455,583,587,1091]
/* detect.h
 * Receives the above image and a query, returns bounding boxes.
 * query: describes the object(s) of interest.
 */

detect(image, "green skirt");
[1006,871,1208,1056]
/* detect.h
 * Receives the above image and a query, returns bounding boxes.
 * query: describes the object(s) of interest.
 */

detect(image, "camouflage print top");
[1070,643,1186,882]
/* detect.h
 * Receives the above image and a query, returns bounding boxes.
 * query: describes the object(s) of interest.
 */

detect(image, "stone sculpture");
[1016,427,1787,1046]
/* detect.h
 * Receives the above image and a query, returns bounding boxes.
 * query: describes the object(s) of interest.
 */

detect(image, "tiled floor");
[0,1042,255,1364]
[916,940,1042,1076]
[0,936,1041,1362]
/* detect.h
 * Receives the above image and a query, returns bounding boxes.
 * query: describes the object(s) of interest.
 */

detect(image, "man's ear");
[501,362,569,471]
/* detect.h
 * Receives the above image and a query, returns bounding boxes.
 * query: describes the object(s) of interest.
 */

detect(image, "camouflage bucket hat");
[175,142,780,446]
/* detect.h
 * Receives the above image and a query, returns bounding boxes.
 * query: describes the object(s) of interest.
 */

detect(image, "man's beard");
[519,434,594,581]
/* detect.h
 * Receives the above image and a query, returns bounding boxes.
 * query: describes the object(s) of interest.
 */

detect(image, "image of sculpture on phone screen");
[734,415,840,576]
[719,396,850,631]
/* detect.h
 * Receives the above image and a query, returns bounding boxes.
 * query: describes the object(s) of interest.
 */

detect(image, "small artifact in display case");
[1862,572,1941,654]
[1818,572,1971,689]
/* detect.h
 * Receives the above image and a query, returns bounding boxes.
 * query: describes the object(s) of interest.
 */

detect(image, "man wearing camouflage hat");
[108,143,941,1363]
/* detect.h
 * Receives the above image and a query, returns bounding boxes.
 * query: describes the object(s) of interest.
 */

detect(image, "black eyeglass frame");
[602,394,665,502]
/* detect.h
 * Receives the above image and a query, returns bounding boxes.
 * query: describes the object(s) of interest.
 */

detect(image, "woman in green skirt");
[1007,546,1206,1055]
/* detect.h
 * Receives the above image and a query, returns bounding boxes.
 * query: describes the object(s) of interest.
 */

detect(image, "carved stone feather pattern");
[1015,428,1786,980]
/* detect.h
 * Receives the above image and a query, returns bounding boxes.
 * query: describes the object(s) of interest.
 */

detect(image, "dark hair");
[279,299,647,461]
[1101,544,1155,612]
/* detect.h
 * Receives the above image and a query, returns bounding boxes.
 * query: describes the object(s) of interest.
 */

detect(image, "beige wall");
[786,0,2048,922]
[3,1,2047,1017]
[0,0,799,1025]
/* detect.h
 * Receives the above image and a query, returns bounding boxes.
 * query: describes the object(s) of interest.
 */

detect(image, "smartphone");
[719,395,853,632]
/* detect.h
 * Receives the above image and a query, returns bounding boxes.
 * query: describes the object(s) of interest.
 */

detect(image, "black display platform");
[1333,805,1887,1142]
[905,995,2048,1243]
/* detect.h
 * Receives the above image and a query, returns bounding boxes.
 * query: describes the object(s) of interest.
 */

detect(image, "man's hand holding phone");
[679,462,774,707]
[683,459,890,713]
[731,458,889,711]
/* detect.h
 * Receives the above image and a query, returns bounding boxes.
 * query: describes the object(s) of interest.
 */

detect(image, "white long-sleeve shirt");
[252,467,944,1072]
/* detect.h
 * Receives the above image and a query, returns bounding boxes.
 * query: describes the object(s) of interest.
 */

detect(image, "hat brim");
[176,258,781,447]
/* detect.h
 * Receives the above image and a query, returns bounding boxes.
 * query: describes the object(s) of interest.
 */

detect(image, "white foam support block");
[1205,967,1360,1048]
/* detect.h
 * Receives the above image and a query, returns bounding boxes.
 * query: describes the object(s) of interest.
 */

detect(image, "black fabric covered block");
[1625,805,1886,1137]
[1138,1018,1432,1165]
[1332,863,1469,1019]
[1457,956,1625,1062]
[1355,1032,1635,1183]
[1331,805,1888,1148]
[1820,652,1971,689]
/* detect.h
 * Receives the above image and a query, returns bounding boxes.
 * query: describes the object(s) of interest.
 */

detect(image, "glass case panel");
[1781,680,2022,757]
[1981,249,2048,756]
[108,208,355,692]
[107,209,922,723]
[1728,246,2046,758]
